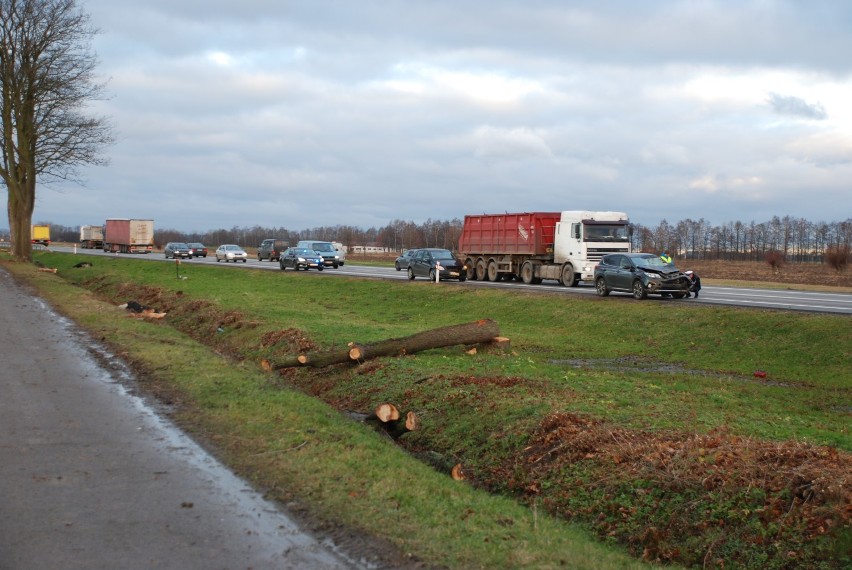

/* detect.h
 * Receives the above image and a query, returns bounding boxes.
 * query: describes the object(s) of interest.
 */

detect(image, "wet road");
[47,247,852,315]
[0,267,357,570]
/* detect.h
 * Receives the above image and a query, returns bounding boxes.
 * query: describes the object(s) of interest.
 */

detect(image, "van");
[296,240,342,268]
[257,238,289,261]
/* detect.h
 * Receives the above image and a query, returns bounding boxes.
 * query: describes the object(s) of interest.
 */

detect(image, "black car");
[394,249,418,271]
[187,242,208,257]
[164,242,192,259]
[279,247,325,271]
[258,238,289,261]
[407,248,467,281]
[594,253,690,299]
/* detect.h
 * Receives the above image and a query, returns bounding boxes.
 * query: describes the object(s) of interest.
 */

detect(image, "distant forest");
[21,215,852,262]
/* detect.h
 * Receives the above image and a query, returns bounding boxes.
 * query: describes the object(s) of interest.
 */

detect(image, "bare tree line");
[24,214,850,263]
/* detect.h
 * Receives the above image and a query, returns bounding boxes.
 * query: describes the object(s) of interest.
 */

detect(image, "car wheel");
[632,280,648,300]
[216,258,220,262]
[407,267,415,280]
[395,262,401,271]
[595,277,610,297]
[279,261,286,270]
[333,263,339,269]
[242,259,246,263]
[318,266,324,271]
[458,276,466,282]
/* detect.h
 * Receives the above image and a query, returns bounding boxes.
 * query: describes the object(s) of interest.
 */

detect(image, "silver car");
[215,244,248,263]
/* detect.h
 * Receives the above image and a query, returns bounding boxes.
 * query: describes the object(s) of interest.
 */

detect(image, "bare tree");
[0,0,112,260]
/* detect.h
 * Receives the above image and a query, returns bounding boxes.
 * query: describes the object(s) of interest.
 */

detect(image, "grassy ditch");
[7,252,851,569]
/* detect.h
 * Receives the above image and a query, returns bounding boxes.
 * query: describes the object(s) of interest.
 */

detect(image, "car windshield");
[226,245,241,251]
[173,243,188,248]
[311,243,334,252]
[631,255,672,270]
[188,243,203,248]
[584,224,630,242]
[293,248,315,255]
[431,250,456,260]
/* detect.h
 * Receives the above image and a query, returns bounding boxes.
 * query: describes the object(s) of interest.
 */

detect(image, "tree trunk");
[6,179,34,262]
[263,319,500,370]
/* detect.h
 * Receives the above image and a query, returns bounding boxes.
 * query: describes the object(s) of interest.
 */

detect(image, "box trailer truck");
[79,225,104,249]
[31,224,50,246]
[103,218,154,254]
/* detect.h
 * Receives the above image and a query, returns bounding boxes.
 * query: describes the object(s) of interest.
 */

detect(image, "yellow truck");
[31,225,50,246]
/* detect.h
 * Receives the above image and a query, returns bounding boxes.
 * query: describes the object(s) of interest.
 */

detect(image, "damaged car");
[594,253,690,299]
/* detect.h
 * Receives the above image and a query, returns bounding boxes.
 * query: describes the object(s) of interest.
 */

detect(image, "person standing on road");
[660,252,672,264]
[684,270,701,298]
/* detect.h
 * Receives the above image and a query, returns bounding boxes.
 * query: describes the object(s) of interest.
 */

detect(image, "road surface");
[0,267,366,570]
[48,246,852,315]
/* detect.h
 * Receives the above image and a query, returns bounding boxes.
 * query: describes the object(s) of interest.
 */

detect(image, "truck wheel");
[487,260,500,282]
[408,267,416,280]
[595,277,610,297]
[561,264,579,287]
[632,280,648,300]
[521,261,535,284]
[475,258,487,281]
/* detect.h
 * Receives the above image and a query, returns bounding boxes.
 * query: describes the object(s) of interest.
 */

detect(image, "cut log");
[412,451,467,480]
[384,411,419,439]
[262,319,500,370]
[366,402,400,423]
[451,463,466,481]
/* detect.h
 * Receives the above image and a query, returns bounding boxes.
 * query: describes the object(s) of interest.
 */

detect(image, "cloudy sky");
[28,0,852,232]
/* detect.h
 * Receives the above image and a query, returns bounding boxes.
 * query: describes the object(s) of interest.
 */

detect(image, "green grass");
[6,251,850,569]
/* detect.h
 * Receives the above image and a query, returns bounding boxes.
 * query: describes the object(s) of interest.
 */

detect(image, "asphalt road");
[51,246,852,315]
[0,267,360,570]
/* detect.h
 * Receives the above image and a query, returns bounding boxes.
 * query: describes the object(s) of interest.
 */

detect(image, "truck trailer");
[31,224,50,246]
[79,225,105,249]
[103,218,154,254]
[458,211,631,285]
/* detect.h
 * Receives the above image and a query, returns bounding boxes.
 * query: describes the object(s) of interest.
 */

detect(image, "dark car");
[394,249,418,271]
[187,242,207,257]
[258,238,289,262]
[594,253,690,299]
[164,242,192,259]
[279,247,325,271]
[407,248,467,281]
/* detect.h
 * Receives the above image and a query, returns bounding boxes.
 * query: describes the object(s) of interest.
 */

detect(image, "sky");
[25,0,852,233]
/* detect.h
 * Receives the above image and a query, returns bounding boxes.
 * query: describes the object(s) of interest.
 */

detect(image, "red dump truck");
[458,210,631,285]
[103,218,154,254]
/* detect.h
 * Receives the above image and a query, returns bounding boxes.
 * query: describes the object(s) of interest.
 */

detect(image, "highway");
[50,246,852,316]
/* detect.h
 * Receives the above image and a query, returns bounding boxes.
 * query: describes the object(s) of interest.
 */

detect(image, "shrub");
[764,250,785,272]
[824,245,850,273]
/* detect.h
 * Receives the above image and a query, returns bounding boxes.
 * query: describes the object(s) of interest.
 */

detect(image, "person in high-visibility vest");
[660,252,672,264]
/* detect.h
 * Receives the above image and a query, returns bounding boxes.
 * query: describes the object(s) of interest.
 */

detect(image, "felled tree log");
[346,404,419,440]
[263,319,500,370]
[384,411,420,439]
[413,450,466,480]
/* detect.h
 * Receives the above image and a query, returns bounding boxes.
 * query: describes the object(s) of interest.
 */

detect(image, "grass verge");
[5,251,851,569]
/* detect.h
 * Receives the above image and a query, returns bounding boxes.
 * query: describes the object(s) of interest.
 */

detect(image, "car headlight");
[297,257,306,263]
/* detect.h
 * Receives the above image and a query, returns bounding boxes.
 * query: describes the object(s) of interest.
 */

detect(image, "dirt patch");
[488,413,851,567]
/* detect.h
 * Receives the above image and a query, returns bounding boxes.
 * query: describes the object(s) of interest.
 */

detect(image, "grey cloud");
[767,93,827,120]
